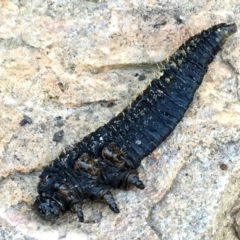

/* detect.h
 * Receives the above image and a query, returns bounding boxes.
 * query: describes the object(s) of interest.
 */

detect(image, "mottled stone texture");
[0,0,240,240]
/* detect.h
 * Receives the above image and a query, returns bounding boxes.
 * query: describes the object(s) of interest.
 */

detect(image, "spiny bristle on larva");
[156,62,164,71]
[165,77,171,83]
[152,70,163,79]
[145,75,152,85]
[186,28,195,39]
[61,147,66,154]
[68,142,74,148]
[169,61,177,68]
[177,59,183,65]
[125,78,152,108]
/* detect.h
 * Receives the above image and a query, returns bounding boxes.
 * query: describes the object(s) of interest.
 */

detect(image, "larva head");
[33,196,62,222]
[215,23,237,44]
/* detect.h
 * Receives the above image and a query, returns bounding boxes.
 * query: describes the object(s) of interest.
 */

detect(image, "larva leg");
[126,173,145,190]
[71,202,84,222]
[102,191,120,213]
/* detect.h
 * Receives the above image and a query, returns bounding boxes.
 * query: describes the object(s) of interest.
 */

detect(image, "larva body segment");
[34,23,237,222]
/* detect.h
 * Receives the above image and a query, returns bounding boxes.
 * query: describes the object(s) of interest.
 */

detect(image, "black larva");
[33,23,237,222]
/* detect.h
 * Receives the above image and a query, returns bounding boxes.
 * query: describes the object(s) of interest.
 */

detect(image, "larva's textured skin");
[34,23,237,222]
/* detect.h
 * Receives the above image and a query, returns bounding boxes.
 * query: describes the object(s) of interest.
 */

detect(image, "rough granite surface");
[0,0,240,240]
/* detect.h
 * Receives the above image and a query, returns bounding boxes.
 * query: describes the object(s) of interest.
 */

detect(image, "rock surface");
[0,0,240,239]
